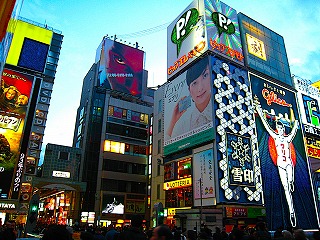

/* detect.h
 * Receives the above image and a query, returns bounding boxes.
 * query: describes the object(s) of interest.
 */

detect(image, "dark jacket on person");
[117,227,147,240]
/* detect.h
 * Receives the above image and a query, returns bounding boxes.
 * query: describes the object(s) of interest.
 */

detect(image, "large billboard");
[0,68,33,199]
[167,0,207,79]
[252,74,319,229]
[205,0,244,65]
[212,56,262,204]
[97,38,144,97]
[163,57,214,156]
[238,13,292,86]
[6,20,52,73]
[167,0,244,80]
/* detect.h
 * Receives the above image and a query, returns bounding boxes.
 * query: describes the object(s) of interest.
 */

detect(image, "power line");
[116,22,170,39]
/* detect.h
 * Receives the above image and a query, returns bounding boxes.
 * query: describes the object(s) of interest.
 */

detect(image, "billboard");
[238,13,292,86]
[0,68,33,199]
[167,0,244,80]
[211,56,262,204]
[97,38,144,97]
[6,19,52,73]
[163,57,214,156]
[252,74,319,229]
[193,149,215,200]
[101,194,124,215]
[205,0,244,65]
[167,0,207,79]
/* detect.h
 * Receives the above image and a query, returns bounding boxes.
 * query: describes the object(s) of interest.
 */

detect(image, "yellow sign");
[246,33,267,61]
[163,178,192,190]
[167,207,191,216]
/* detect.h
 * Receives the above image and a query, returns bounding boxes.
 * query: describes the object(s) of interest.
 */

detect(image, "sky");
[18,0,320,164]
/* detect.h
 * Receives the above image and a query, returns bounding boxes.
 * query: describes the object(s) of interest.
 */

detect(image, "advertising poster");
[0,68,33,199]
[251,74,319,229]
[193,149,215,199]
[163,57,214,156]
[205,0,244,65]
[211,56,262,204]
[101,195,124,215]
[98,38,144,97]
[238,13,292,86]
[167,0,207,79]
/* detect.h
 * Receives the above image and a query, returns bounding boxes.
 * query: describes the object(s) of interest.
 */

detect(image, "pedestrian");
[105,224,119,240]
[0,220,16,240]
[81,231,95,240]
[117,215,147,240]
[42,224,72,240]
[151,224,173,240]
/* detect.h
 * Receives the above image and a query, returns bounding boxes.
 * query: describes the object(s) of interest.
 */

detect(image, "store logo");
[171,8,199,56]
[211,12,235,36]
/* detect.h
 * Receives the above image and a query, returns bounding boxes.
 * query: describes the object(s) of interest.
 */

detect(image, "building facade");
[153,0,319,232]
[73,37,154,227]
[0,17,63,224]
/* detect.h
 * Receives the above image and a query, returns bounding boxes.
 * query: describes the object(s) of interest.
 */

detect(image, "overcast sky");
[18,0,320,164]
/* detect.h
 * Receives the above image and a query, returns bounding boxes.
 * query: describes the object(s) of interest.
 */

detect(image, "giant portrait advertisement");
[0,68,33,199]
[163,57,214,156]
[251,74,319,229]
[97,38,144,97]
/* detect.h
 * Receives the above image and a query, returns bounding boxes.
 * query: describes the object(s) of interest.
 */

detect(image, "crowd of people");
[1,219,320,240]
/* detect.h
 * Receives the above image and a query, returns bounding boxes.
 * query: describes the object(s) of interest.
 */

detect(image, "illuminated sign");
[102,195,125,215]
[193,149,215,200]
[52,171,71,178]
[0,202,16,209]
[251,74,319,230]
[163,177,192,190]
[206,1,244,65]
[0,68,34,199]
[226,207,248,218]
[302,95,320,127]
[167,207,191,216]
[97,38,144,97]
[246,34,266,61]
[212,58,262,204]
[6,20,53,73]
[167,0,207,79]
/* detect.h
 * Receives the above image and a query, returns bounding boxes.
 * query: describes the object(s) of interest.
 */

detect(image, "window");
[157,139,161,154]
[58,151,69,160]
[158,119,161,133]
[104,140,125,154]
[157,184,160,199]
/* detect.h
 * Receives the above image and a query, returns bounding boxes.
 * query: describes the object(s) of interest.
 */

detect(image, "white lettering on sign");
[0,203,16,209]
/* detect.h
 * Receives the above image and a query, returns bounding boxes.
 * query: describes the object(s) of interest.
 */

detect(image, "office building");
[73,37,153,227]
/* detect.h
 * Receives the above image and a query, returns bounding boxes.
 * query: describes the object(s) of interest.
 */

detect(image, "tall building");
[73,37,153,227]
[0,17,63,223]
[153,0,319,232]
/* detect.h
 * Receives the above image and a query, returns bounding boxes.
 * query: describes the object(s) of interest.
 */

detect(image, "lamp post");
[199,177,203,227]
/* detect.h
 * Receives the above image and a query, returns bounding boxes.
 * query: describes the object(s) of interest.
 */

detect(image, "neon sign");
[209,39,243,61]
[163,177,192,190]
[167,41,206,76]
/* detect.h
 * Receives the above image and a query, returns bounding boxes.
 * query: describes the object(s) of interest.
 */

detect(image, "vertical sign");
[193,149,215,199]
[0,68,33,199]
[251,74,319,229]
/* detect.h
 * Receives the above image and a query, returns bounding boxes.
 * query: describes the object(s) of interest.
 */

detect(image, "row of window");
[104,140,148,156]
[106,122,148,141]
[101,179,146,194]
[103,159,146,175]
[108,106,149,124]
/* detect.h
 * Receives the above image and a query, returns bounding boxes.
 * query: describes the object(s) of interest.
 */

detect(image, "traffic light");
[29,200,38,224]
[157,204,164,225]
